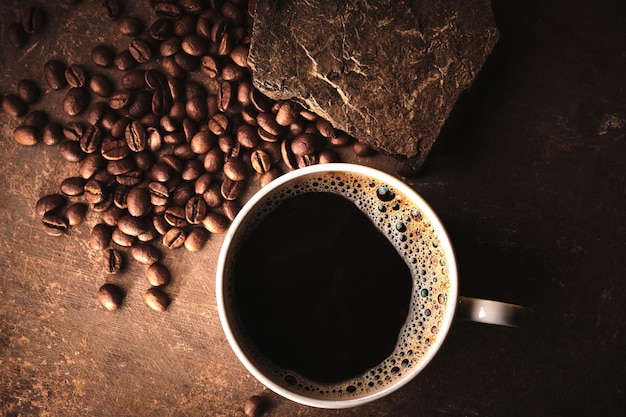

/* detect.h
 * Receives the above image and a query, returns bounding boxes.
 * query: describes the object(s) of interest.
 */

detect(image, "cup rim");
[216,163,458,408]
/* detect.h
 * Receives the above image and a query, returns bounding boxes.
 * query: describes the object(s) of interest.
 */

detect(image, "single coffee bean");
[171,181,194,206]
[220,177,245,201]
[184,227,209,252]
[107,156,135,176]
[42,122,64,146]
[111,117,132,138]
[13,126,39,146]
[138,223,159,243]
[259,167,282,187]
[162,227,186,249]
[58,140,86,162]
[250,149,271,174]
[35,194,66,217]
[101,138,130,161]
[281,139,298,170]
[159,36,182,57]
[208,113,230,135]
[297,153,318,168]
[79,124,103,154]
[111,227,136,247]
[89,74,114,98]
[152,215,170,236]
[244,395,267,417]
[221,199,241,222]
[92,170,115,188]
[86,102,106,126]
[257,126,280,143]
[79,153,106,179]
[92,194,114,213]
[42,213,68,236]
[91,44,116,68]
[60,176,86,196]
[17,79,40,104]
[98,283,124,311]
[161,154,184,173]
[202,212,229,234]
[149,18,173,41]
[236,124,260,149]
[103,248,123,274]
[2,94,28,117]
[184,194,207,224]
[194,173,212,195]
[129,38,153,63]
[21,7,45,34]
[65,202,87,226]
[147,181,169,206]
[113,49,137,71]
[144,287,170,312]
[64,64,87,88]
[102,205,123,226]
[109,90,132,110]
[217,32,234,56]
[329,131,353,147]
[186,96,207,121]
[125,120,148,152]
[22,110,47,132]
[84,179,106,204]
[146,263,171,287]
[318,148,341,164]
[116,168,144,186]
[118,214,149,237]
[190,129,214,154]
[154,2,182,19]
[63,122,84,141]
[164,206,187,228]
[174,51,200,72]
[43,60,67,90]
[127,186,151,217]
[63,87,90,116]
[230,44,249,68]
[128,90,153,119]
[131,243,161,265]
[202,183,223,208]
[119,16,143,36]
[291,133,321,156]
[120,69,146,91]
[223,158,247,181]
[181,159,203,181]
[90,223,112,250]
[5,22,28,48]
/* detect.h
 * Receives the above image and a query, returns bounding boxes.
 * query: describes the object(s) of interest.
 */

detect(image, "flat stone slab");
[249,0,498,164]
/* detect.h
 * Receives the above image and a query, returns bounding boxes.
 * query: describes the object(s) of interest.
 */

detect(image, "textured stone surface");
[249,0,499,164]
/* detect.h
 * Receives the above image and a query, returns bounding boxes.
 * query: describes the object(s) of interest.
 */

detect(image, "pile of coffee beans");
[4,0,385,313]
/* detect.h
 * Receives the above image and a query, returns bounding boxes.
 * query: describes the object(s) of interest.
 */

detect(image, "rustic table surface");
[1,1,624,416]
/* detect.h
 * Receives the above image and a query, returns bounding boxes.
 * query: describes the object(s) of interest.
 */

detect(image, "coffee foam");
[224,171,451,400]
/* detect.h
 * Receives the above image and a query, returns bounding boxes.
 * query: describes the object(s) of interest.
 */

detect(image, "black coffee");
[233,192,412,383]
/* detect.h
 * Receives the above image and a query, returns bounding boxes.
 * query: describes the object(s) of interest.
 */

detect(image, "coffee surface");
[233,192,413,383]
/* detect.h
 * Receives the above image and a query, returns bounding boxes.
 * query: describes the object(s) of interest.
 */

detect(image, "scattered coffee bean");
[221,199,241,222]
[146,262,170,286]
[223,158,248,181]
[163,227,186,249]
[185,194,207,224]
[65,64,88,88]
[2,94,28,117]
[65,202,87,226]
[184,227,209,252]
[35,194,66,217]
[89,74,114,98]
[17,79,40,104]
[144,287,170,312]
[63,87,90,116]
[42,213,68,236]
[129,37,153,63]
[13,126,39,146]
[220,177,245,201]
[202,212,229,234]
[102,0,123,20]
[114,49,137,71]
[58,140,86,162]
[60,176,86,196]
[91,44,116,68]
[112,227,136,247]
[5,22,28,48]
[119,16,143,36]
[97,283,124,311]
[103,249,124,275]
[244,395,268,417]
[131,243,161,265]
[90,223,112,250]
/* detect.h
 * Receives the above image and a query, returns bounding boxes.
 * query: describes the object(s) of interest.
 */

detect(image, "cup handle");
[456,296,527,327]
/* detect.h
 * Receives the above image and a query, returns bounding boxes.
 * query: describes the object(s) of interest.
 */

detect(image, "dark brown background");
[1,0,624,416]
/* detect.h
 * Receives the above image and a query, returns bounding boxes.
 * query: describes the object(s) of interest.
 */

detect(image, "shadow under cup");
[216,163,459,408]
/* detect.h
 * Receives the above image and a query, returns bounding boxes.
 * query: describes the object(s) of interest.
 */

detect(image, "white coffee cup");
[216,163,526,408]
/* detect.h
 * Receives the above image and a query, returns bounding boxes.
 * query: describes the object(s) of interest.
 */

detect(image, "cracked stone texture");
[249,0,499,164]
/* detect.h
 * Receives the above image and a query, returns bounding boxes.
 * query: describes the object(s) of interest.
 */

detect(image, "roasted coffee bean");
[127,186,151,217]
[185,194,207,224]
[21,7,45,34]
[217,32,234,56]
[63,122,84,141]
[202,212,229,234]
[256,112,282,136]
[35,194,66,217]
[90,223,112,250]
[171,181,194,205]
[173,14,196,37]
[150,161,173,182]
[185,96,207,121]
[64,64,87,88]
[111,117,132,138]
[162,227,186,249]
[84,179,106,204]
[174,51,200,72]
[193,173,212,195]
[21,111,47,133]
[79,153,106,179]
[235,124,259,149]
[315,118,334,138]
[297,153,318,168]
[79,124,103,154]
[101,0,122,19]
[91,44,116,68]
[5,22,28,48]
[146,263,171,286]
[42,122,64,146]
[113,49,137,71]
[58,140,86,162]
[86,102,107,126]
[161,154,184,173]
[65,202,87,226]
[200,55,220,78]
[183,227,209,252]
[101,205,123,227]
[144,69,167,91]
[113,185,131,210]
[202,148,222,173]
[330,131,353,147]
[110,87,135,110]
[103,248,123,274]
[107,156,135,175]
[244,395,267,417]
[118,214,148,237]
[147,181,170,206]
[291,133,321,156]
[98,283,124,311]
[222,199,241,222]
[190,129,214,154]
[159,36,182,57]
[221,63,245,82]
[116,168,144,186]
[281,139,297,170]
[164,206,187,228]
[353,141,377,157]
[173,143,195,161]
[208,113,230,135]
[152,215,170,236]
[13,126,39,146]
[129,38,153,63]
[259,167,281,187]
[42,213,68,236]
[257,126,280,143]
[229,44,249,68]
[154,2,182,19]
[60,176,86,196]
[202,183,223,208]
[92,170,116,188]
[125,120,147,152]
[144,287,170,312]
[131,243,161,265]
[111,227,136,247]
[260,141,282,164]
[119,16,143,36]
[88,74,114,98]
[127,90,153,119]
[101,138,130,160]
[318,148,340,164]
[138,222,159,242]
[217,81,233,112]
[181,34,208,56]
[17,79,40,104]
[250,88,273,112]
[63,87,89,116]
[181,159,203,181]
[223,158,247,181]
[2,94,28,117]
[149,17,173,41]
[121,69,146,90]
[250,149,272,174]
[135,151,155,171]
[220,177,245,201]
[237,83,254,109]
